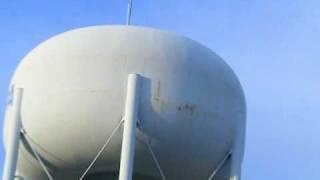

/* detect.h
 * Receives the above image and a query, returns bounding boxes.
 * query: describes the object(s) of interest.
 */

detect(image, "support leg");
[119,74,140,180]
[229,126,245,180]
[2,88,23,180]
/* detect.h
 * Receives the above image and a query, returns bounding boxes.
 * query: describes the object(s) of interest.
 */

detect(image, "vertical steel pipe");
[2,88,23,180]
[119,74,140,180]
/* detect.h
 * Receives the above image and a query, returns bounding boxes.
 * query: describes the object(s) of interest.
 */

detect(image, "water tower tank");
[3,26,246,180]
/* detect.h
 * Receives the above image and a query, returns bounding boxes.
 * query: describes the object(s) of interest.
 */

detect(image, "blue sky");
[0,0,319,179]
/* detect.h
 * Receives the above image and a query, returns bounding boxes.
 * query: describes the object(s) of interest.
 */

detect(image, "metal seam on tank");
[18,142,53,178]
[21,132,68,165]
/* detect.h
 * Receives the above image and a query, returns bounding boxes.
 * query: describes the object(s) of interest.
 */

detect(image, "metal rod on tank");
[119,74,140,180]
[2,88,23,180]
[126,0,133,25]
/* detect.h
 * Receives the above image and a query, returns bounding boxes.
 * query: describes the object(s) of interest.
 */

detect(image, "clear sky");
[0,0,319,179]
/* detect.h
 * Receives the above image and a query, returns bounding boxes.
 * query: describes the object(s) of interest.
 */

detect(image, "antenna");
[126,0,133,25]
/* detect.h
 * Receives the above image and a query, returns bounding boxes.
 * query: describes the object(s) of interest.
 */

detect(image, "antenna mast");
[126,0,133,25]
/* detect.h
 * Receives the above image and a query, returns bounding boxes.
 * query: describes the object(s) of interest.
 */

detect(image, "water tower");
[2,3,246,180]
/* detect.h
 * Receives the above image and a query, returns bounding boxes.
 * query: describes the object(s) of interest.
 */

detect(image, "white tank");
[3,26,246,180]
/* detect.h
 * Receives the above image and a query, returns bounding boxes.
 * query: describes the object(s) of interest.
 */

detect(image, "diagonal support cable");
[137,119,166,180]
[20,128,54,180]
[145,141,167,180]
[79,120,124,180]
[208,150,232,180]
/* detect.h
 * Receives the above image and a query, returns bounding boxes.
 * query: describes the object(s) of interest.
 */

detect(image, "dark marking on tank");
[177,103,197,114]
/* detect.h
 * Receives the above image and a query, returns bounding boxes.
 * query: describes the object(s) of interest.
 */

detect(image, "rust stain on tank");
[154,80,161,101]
